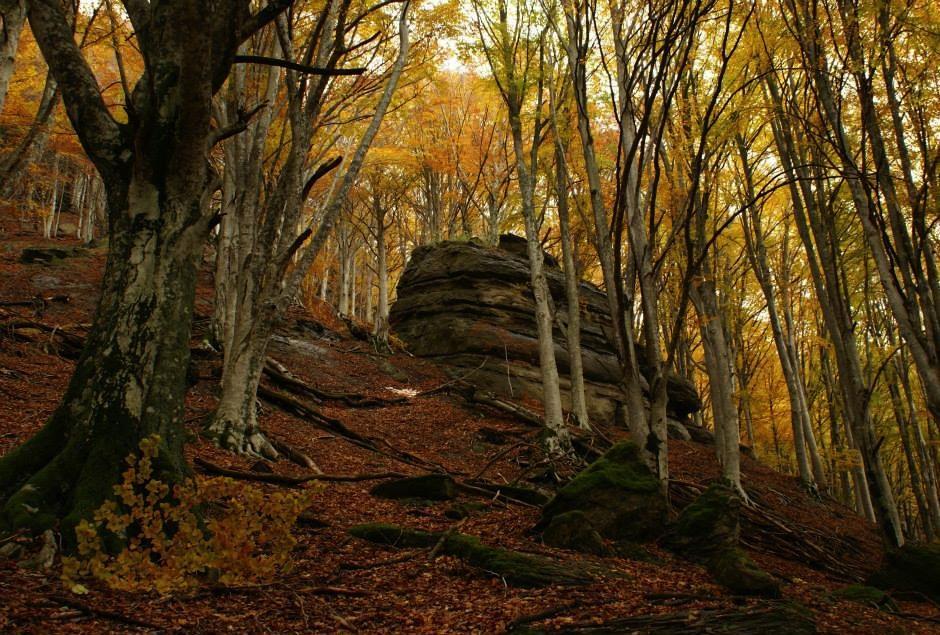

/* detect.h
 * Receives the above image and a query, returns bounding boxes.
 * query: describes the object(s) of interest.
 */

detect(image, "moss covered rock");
[666,483,779,598]
[831,584,898,612]
[542,511,608,555]
[868,543,940,601]
[710,548,781,598]
[667,483,740,557]
[349,522,592,587]
[369,474,457,501]
[537,442,666,541]
[19,246,88,264]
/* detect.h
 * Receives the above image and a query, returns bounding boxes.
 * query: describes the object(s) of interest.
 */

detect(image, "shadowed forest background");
[0,0,939,632]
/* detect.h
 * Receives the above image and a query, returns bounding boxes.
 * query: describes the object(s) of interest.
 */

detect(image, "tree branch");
[301,155,343,199]
[233,54,365,76]
[239,0,295,42]
[27,0,125,175]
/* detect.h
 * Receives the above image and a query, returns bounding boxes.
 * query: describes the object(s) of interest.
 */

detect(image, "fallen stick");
[298,585,373,597]
[194,456,405,485]
[265,357,405,408]
[44,595,165,631]
[505,600,581,631]
[0,294,70,308]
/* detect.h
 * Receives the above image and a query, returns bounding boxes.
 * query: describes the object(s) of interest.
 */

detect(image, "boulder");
[667,483,781,598]
[710,547,781,598]
[389,238,702,423]
[667,483,740,557]
[369,474,457,501]
[542,510,608,555]
[20,246,87,264]
[536,442,667,541]
[868,543,940,601]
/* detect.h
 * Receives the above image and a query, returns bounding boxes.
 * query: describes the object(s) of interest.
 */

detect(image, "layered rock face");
[389,236,701,423]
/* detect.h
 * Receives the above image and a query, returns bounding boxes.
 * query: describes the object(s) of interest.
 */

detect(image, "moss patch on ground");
[349,522,593,587]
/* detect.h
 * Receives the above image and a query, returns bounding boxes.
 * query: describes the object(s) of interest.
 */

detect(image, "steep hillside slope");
[0,231,937,633]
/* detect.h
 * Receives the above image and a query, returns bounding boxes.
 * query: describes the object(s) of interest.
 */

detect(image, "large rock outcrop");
[390,236,701,422]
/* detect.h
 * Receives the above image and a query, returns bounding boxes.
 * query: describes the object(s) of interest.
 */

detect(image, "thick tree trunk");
[0,179,206,538]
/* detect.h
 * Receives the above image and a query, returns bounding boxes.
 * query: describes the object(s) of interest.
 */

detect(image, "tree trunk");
[508,113,569,455]
[0,1,26,114]
[552,138,589,430]
[691,274,744,495]
[374,199,390,344]
[0,177,206,538]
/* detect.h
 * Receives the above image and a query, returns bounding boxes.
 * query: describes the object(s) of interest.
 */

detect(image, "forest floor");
[1,226,939,633]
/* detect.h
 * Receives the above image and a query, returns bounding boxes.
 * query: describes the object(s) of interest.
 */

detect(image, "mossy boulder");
[542,511,608,555]
[667,483,780,597]
[868,543,940,601]
[369,474,457,501]
[349,522,592,587]
[537,442,666,541]
[710,548,781,598]
[831,584,898,612]
[20,246,87,264]
[667,483,740,557]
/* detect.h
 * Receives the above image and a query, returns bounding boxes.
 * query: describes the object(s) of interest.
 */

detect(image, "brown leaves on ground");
[0,234,938,633]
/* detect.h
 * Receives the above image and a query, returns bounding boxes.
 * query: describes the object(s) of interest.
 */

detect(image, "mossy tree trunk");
[0,0,289,542]
[0,179,207,536]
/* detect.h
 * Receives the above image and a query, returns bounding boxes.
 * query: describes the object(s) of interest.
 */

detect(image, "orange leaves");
[63,435,318,595]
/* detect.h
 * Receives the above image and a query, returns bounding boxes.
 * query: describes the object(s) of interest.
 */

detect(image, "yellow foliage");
[62,435,316,595]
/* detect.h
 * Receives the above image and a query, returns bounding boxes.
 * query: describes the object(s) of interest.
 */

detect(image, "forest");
[0,0,939,632]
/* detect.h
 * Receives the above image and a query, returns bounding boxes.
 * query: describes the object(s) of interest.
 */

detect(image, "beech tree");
[472,0,571,455]
[206,0,411,456]
[0,0,294,540]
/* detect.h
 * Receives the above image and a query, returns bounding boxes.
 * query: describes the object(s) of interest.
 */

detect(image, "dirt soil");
[1,229,938,633]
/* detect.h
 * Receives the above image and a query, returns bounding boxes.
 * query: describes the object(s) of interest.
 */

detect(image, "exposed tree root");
[203,416,279,461]
[257,383,447,473]
[269,436,319,470]
[264,358,405,408]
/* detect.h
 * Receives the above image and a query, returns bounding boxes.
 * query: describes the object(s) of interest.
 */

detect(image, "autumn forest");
[0,0,939,631]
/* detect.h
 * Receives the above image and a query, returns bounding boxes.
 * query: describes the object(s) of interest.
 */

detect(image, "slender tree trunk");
[691,272,744,495]
[553,138,589,430]
[0,1,26,114]
[507,112,569,455]
[374,199,390,344]
[764,70,902,544]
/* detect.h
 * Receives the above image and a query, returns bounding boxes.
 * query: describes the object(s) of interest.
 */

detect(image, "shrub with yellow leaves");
[62,435,316,594]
